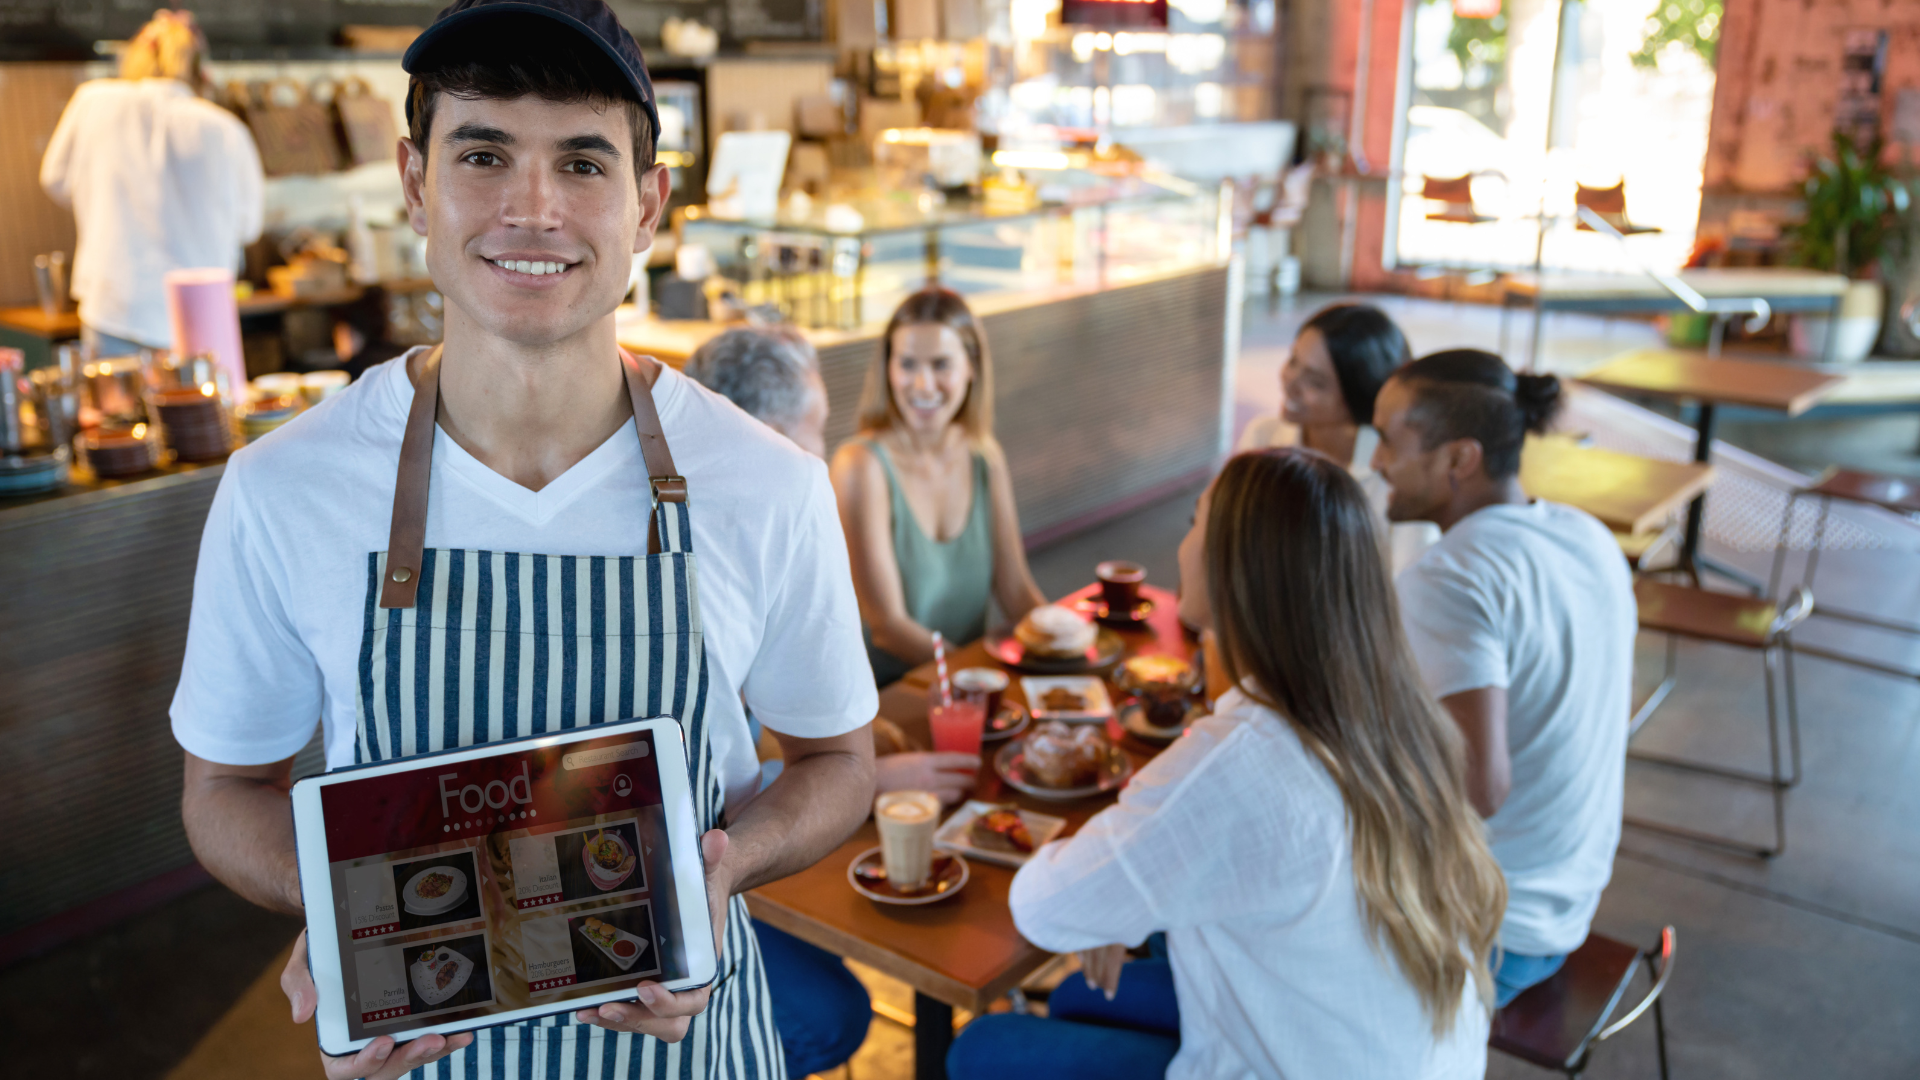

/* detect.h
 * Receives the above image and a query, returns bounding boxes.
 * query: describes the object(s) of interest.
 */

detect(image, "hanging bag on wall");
[334,76,399,166]
[242,79,343,177]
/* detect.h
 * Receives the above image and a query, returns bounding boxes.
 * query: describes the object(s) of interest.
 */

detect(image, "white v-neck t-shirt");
[170,349,877,812]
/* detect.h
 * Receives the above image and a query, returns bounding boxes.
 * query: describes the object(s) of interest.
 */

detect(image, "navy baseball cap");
[402,0,660,147]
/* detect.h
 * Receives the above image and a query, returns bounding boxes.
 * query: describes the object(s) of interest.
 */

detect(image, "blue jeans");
[947,957,1182,1080]
[753,922,871,1076]
[81,324,154,358]
[1494,948,1568,1007]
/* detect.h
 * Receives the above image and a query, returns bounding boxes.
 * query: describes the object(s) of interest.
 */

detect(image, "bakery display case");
[675,170,1228,331]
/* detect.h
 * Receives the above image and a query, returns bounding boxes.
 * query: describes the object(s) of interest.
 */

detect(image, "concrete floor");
[8,297,1917,1077]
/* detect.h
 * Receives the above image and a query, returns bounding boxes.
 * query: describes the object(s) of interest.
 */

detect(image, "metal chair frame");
[1626,586,1811,859]
[1768,482,1920,683]
[1493,927,1677,1079]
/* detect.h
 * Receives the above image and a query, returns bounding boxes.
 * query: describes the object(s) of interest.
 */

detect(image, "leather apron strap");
[380,346,684,609]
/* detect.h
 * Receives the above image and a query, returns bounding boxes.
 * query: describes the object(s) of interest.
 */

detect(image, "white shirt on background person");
[170,349,878,812]
[1395,500,1636,958]
[1009,688,1490,1080]
[1237,417,1440,574]
[39,77,264,347]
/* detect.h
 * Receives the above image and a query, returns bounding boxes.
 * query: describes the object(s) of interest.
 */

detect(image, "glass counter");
[674,171,1229,330]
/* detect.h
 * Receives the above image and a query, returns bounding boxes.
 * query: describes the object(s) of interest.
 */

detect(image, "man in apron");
[170,3,879,1077]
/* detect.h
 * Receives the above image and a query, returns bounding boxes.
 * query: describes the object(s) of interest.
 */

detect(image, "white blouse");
[1009,690,1490,1080]
[1235,417,1440,575]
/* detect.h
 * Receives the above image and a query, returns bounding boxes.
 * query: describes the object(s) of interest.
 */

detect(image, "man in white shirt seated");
[1370,349,1637,1006]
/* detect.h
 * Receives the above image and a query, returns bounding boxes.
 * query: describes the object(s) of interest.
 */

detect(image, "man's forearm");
[181,752,304,915]
[720,741,874,894]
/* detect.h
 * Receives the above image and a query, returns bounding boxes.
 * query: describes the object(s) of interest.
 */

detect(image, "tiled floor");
[10,296,1918,1078]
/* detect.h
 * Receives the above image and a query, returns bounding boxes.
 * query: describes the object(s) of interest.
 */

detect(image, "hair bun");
[1513,373,1563,433]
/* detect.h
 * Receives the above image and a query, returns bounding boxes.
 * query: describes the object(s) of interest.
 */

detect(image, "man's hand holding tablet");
[287,718,722,1059]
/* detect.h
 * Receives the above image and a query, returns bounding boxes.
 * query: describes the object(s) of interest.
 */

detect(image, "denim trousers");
[1493,948,1569,1008]
[753,921,872,1077]
[947,956,1182,1080]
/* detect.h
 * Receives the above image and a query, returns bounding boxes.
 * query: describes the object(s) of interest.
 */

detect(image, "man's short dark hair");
[406,15,655,172]
[1392,349,1563,480]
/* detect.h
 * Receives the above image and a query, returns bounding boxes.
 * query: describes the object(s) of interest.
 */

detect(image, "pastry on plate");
[1022,720,1111,788]
[968,805,1035,853]
[1014,604,1098,658]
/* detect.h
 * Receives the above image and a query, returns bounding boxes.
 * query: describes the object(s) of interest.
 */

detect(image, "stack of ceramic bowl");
[240,394,300,443]
[82,426,158,479]
[151,388,232,462]
[0,448,69,496]
[300,370,349,403]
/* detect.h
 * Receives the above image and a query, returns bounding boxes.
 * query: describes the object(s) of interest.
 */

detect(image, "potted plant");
[1784,131,1908,363]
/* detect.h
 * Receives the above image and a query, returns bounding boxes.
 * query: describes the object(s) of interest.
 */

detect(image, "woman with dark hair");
[947,448,1506,1080]
[1239,303,1437,571]
[830,287,1046,686]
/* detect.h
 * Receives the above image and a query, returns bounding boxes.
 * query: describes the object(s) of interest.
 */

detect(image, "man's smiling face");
[401,93,667,347]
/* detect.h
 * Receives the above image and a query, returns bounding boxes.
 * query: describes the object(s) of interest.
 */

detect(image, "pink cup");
[928,698,987,756]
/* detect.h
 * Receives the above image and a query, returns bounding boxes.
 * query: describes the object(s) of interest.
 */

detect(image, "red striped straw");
[932,631,952,708]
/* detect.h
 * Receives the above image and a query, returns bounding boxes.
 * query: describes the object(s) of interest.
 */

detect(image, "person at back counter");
[39,10,264,359]
[832,287,1047,685]
[1371,350,1636,1006]
[1238,302,1438,573]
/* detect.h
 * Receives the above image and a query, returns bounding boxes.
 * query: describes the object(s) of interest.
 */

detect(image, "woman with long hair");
[1239,302,1438,572]
[830,287,1046,687]
[947,448,1506,1080]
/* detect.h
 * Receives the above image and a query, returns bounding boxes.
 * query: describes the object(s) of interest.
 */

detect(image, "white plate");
[994,738,1134,801]
[934,801,1066,868]
[1021,676,1114,722]
[581,831,637,892]
[401,865,469,917]
[576,919,651,972]
[408,945,474,1006]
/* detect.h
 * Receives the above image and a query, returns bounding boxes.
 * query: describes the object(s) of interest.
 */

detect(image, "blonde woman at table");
[831,286,1047,687]
[947,448,1506,1080]
[1239,302,1439,573]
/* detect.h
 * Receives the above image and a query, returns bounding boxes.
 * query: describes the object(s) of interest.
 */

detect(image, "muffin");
[1014,604,1098,658]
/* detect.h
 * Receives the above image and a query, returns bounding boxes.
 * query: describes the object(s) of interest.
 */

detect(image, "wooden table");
[747,583,1191,1080]
[1519,436,1716,536]
[0,306,82,340]
[1501,268,1849,366]
[1577,349,1846,581]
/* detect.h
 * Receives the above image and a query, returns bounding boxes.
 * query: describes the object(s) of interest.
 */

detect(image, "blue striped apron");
[354,347,785,1079]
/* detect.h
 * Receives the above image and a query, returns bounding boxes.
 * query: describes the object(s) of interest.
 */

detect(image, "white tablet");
[291,716,718,1056]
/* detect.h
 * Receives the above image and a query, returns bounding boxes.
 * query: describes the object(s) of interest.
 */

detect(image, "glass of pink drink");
[928,698,987,756]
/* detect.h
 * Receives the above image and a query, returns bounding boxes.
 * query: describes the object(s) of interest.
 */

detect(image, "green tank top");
[860,436,994,686]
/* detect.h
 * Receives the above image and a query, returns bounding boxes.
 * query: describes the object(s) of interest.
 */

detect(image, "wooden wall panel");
[0,63,85,308]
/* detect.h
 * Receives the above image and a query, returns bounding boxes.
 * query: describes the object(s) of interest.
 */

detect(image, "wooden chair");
[1421,172,1496,224]
[1768,467,1920,683]
[1574,181,1661,235]
[1491,927,1676,1079]
[1627,580,1813,858]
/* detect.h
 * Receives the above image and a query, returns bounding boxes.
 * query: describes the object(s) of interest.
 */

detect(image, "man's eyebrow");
[557,133,622,159]
[443,122,514,146]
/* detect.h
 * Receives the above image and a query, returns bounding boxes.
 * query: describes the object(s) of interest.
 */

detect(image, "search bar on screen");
[562,742,650,770]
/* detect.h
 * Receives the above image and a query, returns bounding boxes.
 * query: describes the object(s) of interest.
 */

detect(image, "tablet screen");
[317,728,695,1040]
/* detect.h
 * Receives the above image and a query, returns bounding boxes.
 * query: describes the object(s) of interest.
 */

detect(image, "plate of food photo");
[985,604,1125,672]
[576,916,650,972]
[1020,675,1114,722]
[401,864,469,917]
[994,722,1134,801]
[934,801,1066,868]
[408,945,473,1006]
[581,828,638,892]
